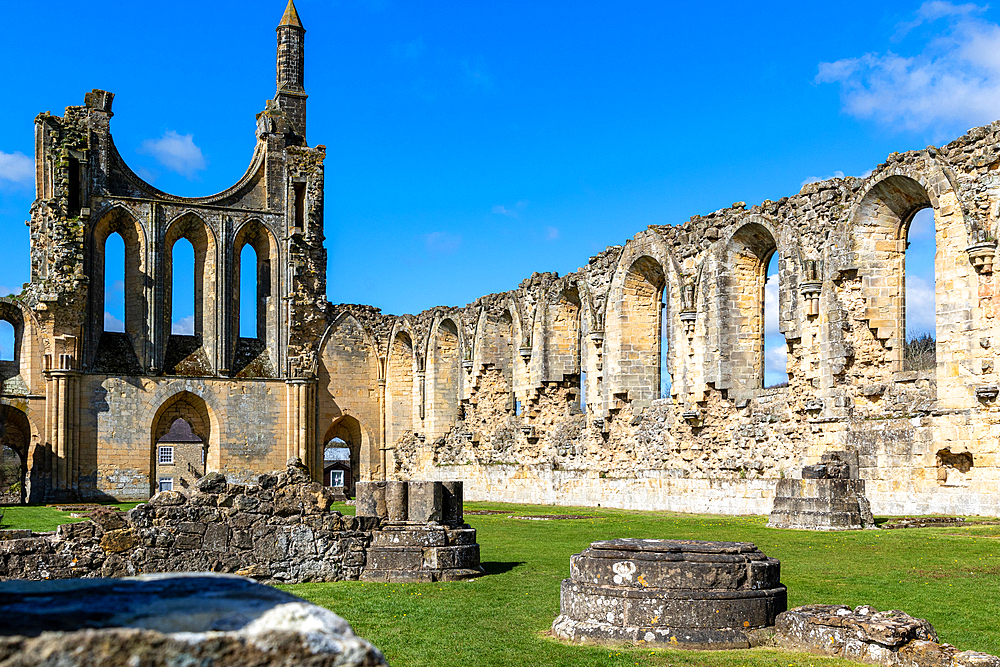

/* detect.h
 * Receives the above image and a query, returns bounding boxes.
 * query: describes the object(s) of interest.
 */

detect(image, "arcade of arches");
[9,4,1000,518]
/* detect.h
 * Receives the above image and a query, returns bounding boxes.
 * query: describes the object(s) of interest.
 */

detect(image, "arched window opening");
[660,286,671,398]
[763,252,788,388]
[171,238,196,336]
[104,231,125,333]
[904,207,936,371]
[239,244,258,338]
[0,321,14,362]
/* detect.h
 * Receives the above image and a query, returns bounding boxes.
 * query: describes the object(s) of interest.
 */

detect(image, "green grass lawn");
[5,500,998,667]
[0,503,140,532]
[286,503,1000,667]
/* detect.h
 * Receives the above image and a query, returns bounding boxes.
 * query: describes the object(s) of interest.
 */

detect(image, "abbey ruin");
[1,1,997,516]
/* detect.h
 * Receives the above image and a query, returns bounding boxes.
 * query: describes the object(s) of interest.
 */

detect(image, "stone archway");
[155,418,206,492]
[0,405,30,504]
[322,416,363,497]
[150,392,212,496]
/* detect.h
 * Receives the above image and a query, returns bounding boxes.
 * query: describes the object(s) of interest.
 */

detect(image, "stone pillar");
[285,378,317,479]
[45,364,80,497]
[377,377,387,481]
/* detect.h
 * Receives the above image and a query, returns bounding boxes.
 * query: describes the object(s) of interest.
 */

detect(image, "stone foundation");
[552,538,787,649]
[355,480,483,582]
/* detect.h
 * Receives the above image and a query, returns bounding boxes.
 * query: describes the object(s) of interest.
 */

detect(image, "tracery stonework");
[4,1,1000,515]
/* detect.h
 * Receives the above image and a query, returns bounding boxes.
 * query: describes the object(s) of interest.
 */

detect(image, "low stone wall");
[0,461,480,584]
[0,573,388,666]
[772,605,1000,667]
[425,463,778,515]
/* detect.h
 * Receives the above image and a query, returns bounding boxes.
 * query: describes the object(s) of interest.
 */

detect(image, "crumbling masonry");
[3,1,1000,515]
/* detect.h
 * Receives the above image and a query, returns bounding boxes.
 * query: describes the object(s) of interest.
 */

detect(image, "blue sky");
[0,1,982,372]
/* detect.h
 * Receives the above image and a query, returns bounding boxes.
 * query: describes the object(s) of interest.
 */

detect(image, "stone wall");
[322,124,1000,518]
[0,462,478,584]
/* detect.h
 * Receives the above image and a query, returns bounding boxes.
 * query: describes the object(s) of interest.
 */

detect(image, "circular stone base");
[552,538,787,649]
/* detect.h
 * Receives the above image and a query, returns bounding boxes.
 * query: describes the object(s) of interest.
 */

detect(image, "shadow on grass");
[481,561,525,575]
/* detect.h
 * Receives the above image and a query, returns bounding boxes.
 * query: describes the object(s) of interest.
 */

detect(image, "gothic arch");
[716,220,780,399]
[86,206,149,370]
[149,390,215,495]
[603,231,673,409]
[162,212,219,372]
[425,317,462,440]
[231,218,280,377]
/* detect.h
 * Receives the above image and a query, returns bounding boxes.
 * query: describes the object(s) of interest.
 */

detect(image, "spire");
[279,0,304,30]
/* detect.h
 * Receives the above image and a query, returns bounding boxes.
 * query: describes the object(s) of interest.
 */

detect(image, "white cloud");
[546,226,559,240]
[137,130,207,179]
[905,273,937,336]
[425,231,461,255]
[104,312,124,333]
[0,151,33,187]
[817,2,1000,133]
[801,171,845,187]
[908,207,936,241]
[764,344,789,387]
[492,205,517,217]
[172,315,195,335]
[764,276,780,337]
[0,286,15,297]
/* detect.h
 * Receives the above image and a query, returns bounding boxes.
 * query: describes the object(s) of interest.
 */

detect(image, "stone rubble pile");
[772,604,1000,667]
[0,459,479,584]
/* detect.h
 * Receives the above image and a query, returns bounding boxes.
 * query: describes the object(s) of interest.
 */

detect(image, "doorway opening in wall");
[763,252,788,388]
[171,239,196,336]
[660,287,671,398]
[324,438,352,493]
[104,232,125,333]
[0,321,13,362]
[904,208,936,371]
[239,244,258,338]
[155,418,205,490]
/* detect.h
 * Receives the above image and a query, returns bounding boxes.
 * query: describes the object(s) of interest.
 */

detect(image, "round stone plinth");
[552,538,787,650]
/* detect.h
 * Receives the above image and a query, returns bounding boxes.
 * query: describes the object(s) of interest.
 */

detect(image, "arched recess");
[605,254,667,408]
[474,308,516,416]
[0,404,31,504]
[541,286,581,383]
[231,219,279,378]
[426,318,461,440]
[316,313,382,480]
[322,416,366,497]
[150,391,213,496]
[88,207,147,372]
[386,329,415,447]
[719,222,779,399]
[850,174,943,374]
[162,213,217,375]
